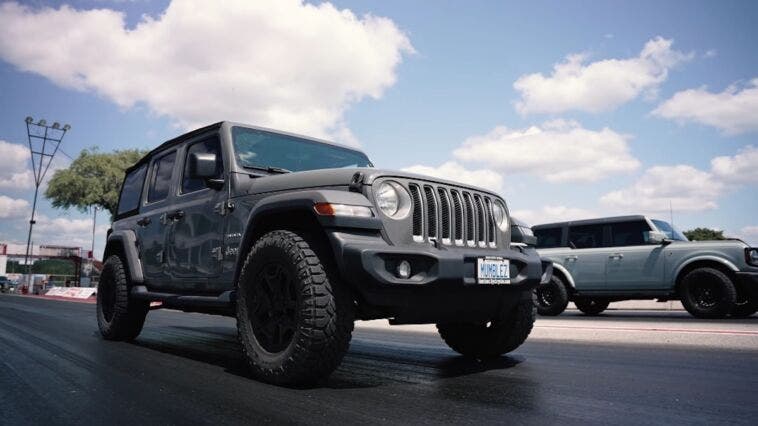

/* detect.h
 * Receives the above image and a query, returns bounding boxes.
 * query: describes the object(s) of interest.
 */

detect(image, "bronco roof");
[532,215,648,230]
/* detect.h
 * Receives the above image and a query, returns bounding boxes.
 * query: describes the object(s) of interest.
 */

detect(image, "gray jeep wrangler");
[98,122,550,385]
[533,215,758,319]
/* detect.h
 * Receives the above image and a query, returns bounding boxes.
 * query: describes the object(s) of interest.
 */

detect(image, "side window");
[609,220,651,247]
[568,224,604,249]
[116,164,147,216]
[535,227,563,248]
[147,151,177,203]
[182,137,223,194]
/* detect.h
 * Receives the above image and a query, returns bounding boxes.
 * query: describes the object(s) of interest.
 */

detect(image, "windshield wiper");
[243,165,292,174]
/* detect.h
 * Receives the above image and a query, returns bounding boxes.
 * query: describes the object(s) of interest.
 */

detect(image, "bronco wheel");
[96,255,149,341]
[574,298,610,316]
[731,288,757,318]
[236,230,354,385]
[679,267,736,319]
[437,292,536,359]
[534,275,569,316]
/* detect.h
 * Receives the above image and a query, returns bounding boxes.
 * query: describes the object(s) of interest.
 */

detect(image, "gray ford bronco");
[533,215,758,319]
[97,122,551,385]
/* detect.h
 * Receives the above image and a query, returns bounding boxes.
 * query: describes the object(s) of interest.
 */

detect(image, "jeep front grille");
[408,182,499,248]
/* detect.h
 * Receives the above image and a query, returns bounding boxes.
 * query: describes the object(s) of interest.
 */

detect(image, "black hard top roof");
[532,215,648,230]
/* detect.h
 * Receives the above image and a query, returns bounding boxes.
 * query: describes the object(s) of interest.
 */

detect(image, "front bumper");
[328,231,548,323]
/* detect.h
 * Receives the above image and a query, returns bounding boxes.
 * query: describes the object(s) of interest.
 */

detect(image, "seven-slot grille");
[408,182,499,248]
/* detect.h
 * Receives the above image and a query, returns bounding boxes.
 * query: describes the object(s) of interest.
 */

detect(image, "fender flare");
[105,230,144,283]
[674,255,739,281]
[550,263,576,288]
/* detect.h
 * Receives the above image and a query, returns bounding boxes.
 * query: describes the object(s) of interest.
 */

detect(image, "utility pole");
[22,117,70,294]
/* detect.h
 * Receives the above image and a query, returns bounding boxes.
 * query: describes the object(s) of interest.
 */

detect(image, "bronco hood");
[236,167,502,198]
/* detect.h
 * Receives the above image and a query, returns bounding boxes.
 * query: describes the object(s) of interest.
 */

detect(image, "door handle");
[565,256,578,261]
[136,217,151,227]
[609,253,624,259]
[167,210,185,221]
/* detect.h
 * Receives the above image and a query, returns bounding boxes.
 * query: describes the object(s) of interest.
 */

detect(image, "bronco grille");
[407,182,499,248]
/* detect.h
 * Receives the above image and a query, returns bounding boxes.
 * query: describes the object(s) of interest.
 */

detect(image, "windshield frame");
[230,126,373,173]
[651,219,689,241]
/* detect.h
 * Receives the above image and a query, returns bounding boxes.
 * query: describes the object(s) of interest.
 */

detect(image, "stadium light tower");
[22,117,70,291]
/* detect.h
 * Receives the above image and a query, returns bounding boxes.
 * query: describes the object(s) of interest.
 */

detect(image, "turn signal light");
[314,203,373,218]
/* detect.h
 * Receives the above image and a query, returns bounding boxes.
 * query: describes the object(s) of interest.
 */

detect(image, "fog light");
[396,260,411,279]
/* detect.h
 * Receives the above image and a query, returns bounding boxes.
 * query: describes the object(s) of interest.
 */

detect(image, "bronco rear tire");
[437,292,536,359]
[574,298,610,316]
[534,275,569,316]
[679,267,736,319]
[96,255,149,341]
[236,230,354,385]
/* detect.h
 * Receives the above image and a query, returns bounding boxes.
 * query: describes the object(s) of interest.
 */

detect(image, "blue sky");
[0,0,757,256]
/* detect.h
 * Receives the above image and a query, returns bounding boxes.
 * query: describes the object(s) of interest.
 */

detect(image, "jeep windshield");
[232,126,373,173]
[651,219,689,241]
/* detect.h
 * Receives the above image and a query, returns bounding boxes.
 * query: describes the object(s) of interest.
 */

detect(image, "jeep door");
[605,220,666,290]
[565,223,608,290]
[137,149,179,288]
[165,136,226,292]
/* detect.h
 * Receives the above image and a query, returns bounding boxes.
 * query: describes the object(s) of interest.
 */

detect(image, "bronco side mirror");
[189,152,224,189]
[647,230,670,245]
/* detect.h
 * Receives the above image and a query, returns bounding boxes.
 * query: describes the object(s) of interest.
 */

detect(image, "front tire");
[96,255,149,341]
[534,275,569,316]
[236,230,354,385]
[679,267,736,319]
[731,288,757,318]
[574,298,610,316]
[437,292,536,359]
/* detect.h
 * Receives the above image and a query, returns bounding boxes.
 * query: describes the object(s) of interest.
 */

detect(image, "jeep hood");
[236,167,501,198]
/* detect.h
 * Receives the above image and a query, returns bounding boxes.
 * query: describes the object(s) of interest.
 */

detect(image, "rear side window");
[568,224,604,249]
[182,137,223,194]
[609,220,650,247]
[147,151,177,203]
[535,227,563,248]
[116,164,147,216]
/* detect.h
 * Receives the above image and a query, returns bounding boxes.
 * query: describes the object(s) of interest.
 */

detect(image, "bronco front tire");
[436,293,536,359]
[679,267,737,319]
[236,230,354,385]
[534,275,569,316]
[96,255,149,341]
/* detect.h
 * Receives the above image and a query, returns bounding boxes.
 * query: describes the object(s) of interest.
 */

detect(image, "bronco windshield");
[651,219,689,241]
[232,127,373,173]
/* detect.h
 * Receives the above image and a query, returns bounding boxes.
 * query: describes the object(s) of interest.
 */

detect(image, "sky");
[0,0,757,258]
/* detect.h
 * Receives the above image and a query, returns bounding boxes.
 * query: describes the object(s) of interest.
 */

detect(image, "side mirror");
[647,230,670,245]
[189,153,224,189]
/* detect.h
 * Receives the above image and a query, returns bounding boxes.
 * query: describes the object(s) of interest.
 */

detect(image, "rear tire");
[96,255,149,341]
[679,267,736,319]
[236,230,354,385]
[437,292,536,359]
[534,275,569,316]
[574,298,610,316]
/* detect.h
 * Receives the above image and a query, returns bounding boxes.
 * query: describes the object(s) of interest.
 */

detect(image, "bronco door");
[564,223,608,290]
[605,219,666,290]
[165,136,226,292]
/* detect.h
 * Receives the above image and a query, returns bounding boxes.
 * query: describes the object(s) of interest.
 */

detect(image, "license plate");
[477,257,510,284]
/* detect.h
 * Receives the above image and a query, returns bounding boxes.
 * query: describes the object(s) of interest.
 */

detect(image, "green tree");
[45,148,147,218]
[683,227,726,241]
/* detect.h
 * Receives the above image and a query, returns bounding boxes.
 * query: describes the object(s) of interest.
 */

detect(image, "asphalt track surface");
[1,294,757,425]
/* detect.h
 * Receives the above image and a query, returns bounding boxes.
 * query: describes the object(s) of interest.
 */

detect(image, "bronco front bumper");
[327,231,550,323]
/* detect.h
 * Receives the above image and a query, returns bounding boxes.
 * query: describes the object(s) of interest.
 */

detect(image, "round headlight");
[376,182,400,216]
[492,201,509,231]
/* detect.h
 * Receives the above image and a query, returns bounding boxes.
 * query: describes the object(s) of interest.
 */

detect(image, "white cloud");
[600,165,724,213]
[33,215,109,250]
[514,37,691,115]
[0,195,30,219]
[0,1,414,145]
[510,205,597,227]
[0,140,34,189]
[453,120,640,183]
[738,226,758,245]
[402,161,505,194]
[710,145,758,184]
[652,79,758,135]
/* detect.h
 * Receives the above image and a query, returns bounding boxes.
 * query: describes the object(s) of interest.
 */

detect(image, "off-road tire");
[574,298,610,316]
[679,267,737,319]
[436,292,536,359]
[236,230,354,385]
[96,255,149,341]
[731,288,757,318]
[534,275,569,316]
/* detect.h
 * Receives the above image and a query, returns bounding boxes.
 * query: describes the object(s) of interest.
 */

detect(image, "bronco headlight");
[492,201,509,231]
[375,181,410,219]
[746,248,758,266]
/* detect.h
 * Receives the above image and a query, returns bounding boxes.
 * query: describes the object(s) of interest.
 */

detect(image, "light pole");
[22,117,70,293]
